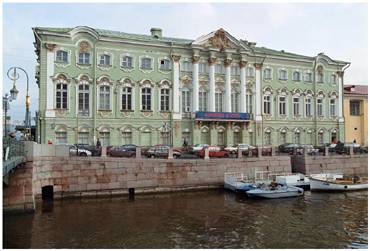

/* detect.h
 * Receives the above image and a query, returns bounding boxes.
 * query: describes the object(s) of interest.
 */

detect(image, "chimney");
[150,28,162,39]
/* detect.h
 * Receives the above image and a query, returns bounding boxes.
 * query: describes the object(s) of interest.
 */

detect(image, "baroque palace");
[33,26,349,147]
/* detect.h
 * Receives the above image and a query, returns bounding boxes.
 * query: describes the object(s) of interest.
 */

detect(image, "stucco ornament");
[79,41,89,53]
[209,29,229,52]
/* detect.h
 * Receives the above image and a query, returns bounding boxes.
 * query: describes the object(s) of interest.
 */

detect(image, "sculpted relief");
[208,29,230,52]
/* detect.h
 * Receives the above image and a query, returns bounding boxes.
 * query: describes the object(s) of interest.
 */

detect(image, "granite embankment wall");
[291,154,368,176]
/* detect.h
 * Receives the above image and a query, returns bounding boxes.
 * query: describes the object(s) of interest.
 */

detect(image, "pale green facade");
[33,26,349,147]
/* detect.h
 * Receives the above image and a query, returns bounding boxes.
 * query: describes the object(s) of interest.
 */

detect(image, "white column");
[337,71,344,121]
[255,63,263,121]
[240,62,247,113]
[45,44,56,117]
[172,55,181,119]
[225,59,232,112]
[192,56,199,112]
[209,58,216,112]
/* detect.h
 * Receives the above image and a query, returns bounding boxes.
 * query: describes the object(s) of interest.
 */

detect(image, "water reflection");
[3,189,368,249]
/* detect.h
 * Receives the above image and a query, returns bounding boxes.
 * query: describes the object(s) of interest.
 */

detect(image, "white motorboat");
[309,173,368,191]
[273,173,310,190]
[224,172,257,192]
[246,183,304,199]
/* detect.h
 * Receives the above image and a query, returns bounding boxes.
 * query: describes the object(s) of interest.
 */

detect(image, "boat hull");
[310,178,368,191]
[246,187,304,199]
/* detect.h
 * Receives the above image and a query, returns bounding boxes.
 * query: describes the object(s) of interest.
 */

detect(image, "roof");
[344,85,368,96]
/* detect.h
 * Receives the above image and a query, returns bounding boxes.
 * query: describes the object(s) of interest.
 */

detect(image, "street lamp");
[7,66,31,140]
[3,93,12,135]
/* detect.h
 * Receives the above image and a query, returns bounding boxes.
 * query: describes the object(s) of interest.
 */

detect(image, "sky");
[2,2,368,122]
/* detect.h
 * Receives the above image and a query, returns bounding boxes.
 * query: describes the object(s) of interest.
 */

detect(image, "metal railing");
[3,137,26,176]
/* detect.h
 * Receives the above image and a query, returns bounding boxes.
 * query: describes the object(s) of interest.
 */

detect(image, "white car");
[69,145,92,156]
[225,144,255,153]
[192,144,209,152]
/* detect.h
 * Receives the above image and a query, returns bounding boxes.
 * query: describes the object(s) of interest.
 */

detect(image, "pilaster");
[172,54,181,119]
[45,43,56,117]
[239,60,247,113]
[192,55,200,112]
[224,58,232,112]
[254,63,263,121]
[208,56,217,112]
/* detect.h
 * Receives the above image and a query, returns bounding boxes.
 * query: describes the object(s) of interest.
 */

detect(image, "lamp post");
[7,67,31,140]
[3,93,12,136]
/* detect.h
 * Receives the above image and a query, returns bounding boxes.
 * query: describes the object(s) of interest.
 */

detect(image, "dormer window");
[122,56,133,68]
[141,57,152,70]
[79,53,90,65]
[160,59,171,71]
[56,50,68,63]
[99,54,111,66]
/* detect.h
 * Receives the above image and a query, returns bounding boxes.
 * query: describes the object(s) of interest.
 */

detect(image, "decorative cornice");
[45,43,57,52]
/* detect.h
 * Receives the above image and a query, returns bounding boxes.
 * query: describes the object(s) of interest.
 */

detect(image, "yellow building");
[344,85,368,146]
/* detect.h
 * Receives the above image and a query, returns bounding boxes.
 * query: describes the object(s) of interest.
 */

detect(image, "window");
[122,56,133,68]
[233,131,241,144]
[141,57,152,70]
[264,132,271,145]
[293,97,300,116]
[263,95,271,115]
[304,72,312,82]
[99,54,111,66]
[217,131,225,146]
[249,132,254,145]
[199,90,208,111]
[231,92,239,112]
[293,71,300,81]
[78,132,89,144]
[122,132,132,144]
[215,64,225,74]
[305,97,312,116]
[122,87,132,110]
[56,82,68,109]
[160,59,171,71]
[231,66,240,76]
[99,86,110,110]
[55,131,67,144]
[246,93,253,114]
[330,99,336,116]
[318,132,324,145]
[330,74,336,84]
[350,100,360,115]
[181,61,192,72]
[78,84,89,115]
[317,72,324,83]
[99,132,110,146]
[142,87,151,111]
[215,91,223,112]
[161,132,170,145]
[317,98,323,116]
[280,132,287,144]
[78,53,90,64]
[279,96,286,115]
[247,67,254,77]
[264,68,272,79]
[294,132,301,144]
[56,50,68,63]
[279,70,288,80]
[182,89,191,113]
[199,63,208,73]
[160,89,170,111]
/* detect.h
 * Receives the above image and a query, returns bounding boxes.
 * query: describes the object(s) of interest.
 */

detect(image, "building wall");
[344,96,368,145]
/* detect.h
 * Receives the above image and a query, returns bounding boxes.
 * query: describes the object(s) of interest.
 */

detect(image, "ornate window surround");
[263,66,273,81]
[158,56,172,74]
[96,76,113,113]
[54,47,71,68]
[278,67,288,82]
[139,55,154,73]
[97,51,113,70]
[75,39,93,69]
[52,73,71,111]
[75,74,93,118]
[120,53,135,72]
[139,79,154,112]
[158,80,172,112]
[118,78,135,112]
[277,88,289,118]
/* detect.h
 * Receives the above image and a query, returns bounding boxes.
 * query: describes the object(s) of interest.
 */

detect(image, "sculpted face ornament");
[79,41,89,53]
[209,29,229,52]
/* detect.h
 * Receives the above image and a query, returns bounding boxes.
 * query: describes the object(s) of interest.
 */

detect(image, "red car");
[197,146,229,158]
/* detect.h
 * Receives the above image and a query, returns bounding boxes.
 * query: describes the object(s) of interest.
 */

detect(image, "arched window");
[78,82,89,115]
[160,88,170,111]
[318,131,324,145]
[99,85,110,110]
[305,96,312,116]
[264,130,271,145]
[231,91,239,112]
[122,87,132,110]
[182,89,191,113]
[122,56,133,68]
[263,95,271,115]
[294,131,301,144]
[317,97,324,116]
[56,81,68,109]
[279,70,288,80]
[142,87,151,111]
[99,54,111,66]
[293,71,300,81]
[55,127,67,144]
[56,50,68,63]
[246,91,253,114]
[279,96,287,115]
[215,89,223,112]
[330,98,337,117]
[199,89,208,111]
[293,95,300,116]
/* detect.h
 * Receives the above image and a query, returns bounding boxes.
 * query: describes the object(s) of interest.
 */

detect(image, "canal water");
[3,189,368,249]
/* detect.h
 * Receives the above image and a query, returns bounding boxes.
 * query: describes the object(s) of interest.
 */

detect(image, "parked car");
[225,144,255,154]
[297,144,320,155]
[121,144,137,152]
[343,143,368,154]
[197,146,229,158]
[316,143,337,153]
[145,145,181,158]
[109,146,136,157]
[69,145,92,156]
[191,144,209,153]
[249,146,272,156]
[75,144,102,156]
[278,143,300,154]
